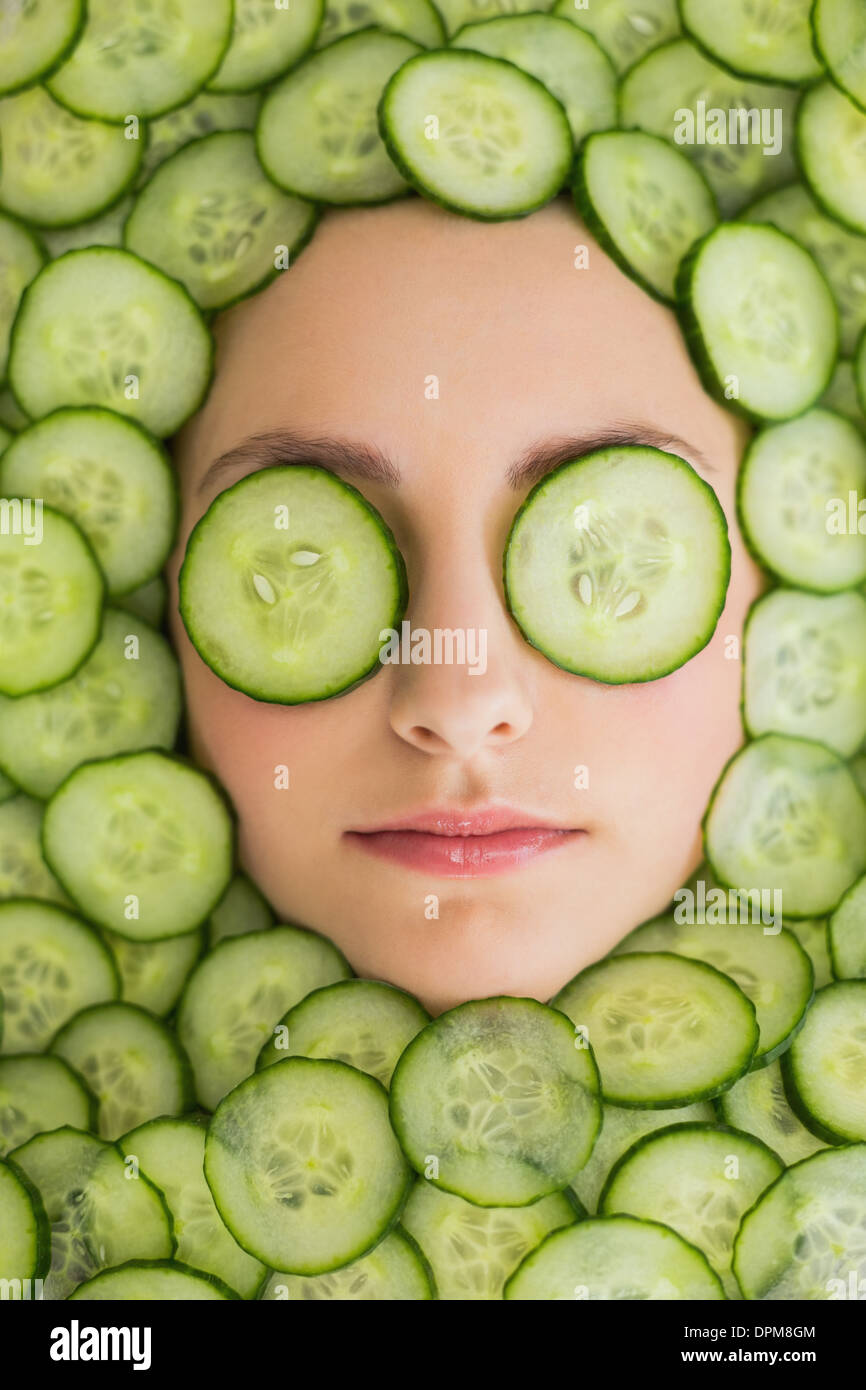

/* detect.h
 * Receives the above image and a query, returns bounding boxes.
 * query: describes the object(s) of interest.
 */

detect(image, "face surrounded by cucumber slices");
[167,196,762,1010]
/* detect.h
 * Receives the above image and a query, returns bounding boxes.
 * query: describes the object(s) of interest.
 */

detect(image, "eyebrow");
[196,424,714,497]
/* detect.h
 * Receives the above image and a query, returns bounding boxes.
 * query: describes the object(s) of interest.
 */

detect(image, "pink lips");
[344,807,584,878]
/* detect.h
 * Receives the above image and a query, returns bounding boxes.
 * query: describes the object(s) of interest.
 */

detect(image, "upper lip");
[346,806,581,837]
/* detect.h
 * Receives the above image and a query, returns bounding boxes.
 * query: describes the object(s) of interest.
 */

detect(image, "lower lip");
[343,827,584,878]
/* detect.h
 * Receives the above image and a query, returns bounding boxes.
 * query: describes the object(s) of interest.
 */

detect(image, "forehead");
[174,192,742,484]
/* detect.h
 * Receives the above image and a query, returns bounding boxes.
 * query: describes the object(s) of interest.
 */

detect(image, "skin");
[167,192,763,1015]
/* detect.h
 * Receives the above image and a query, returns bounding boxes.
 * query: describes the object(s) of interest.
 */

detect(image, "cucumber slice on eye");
[257,29,421,205]
[743,588,866,757]
[676,222,839,422]
[8,1126,173,1299]
[70,1258,240,1300]
[179,465,408,705]
[138,91,262,188]
[316,0,444,49]
[503,445,730,685]
[208,0,325,93]
[717,1059,828,1166]
[41,750,235,942]
[125,132,318,312]
[733,1143,866,1299]
[46,0,235,123]
[0,1155,50,1287]
[259,1226,435,1299]
[797,82,866,236]
[0,1054,96,1156]
[401,1180,577,1300]
[598,1122,784,1299]
[573,130,717,303]
[450,15,617,148]
[0,506,104,698]
[204,1057,412,1275]
[9,249,213,438]
[504,1214,725,1301]
[703,734,866,919]
[570,1100,716,1214]
[829,874,866,979]
[104,926,204,1017]
[0,796,70,906]
[0,0,84,98]
[178,926,351,1110]
[782,981,866,1142]
[0,87,143,229]
[378,49,573,220]
[551,0,680,75]
[258,979,430,1088]
[0,214,44,386]
[0,899,120,1055]
[388,997,602,1207]
[0,408,178,598]
[812,0,866,113]
[679,0,822,85]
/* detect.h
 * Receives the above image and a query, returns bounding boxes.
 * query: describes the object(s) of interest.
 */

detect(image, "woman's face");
[167,192,763,1014]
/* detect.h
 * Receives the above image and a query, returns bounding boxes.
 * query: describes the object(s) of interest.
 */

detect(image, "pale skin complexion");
[167,192,764,1015]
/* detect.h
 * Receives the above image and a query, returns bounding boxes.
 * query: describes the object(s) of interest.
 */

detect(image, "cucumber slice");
[0,1054,96,1156]
[316,0,444,48]
[599,1122,783,1298]
[114,576,168,630]
[503,445,730,685]
[104,927,204,1017]
[619,39,799,216]
[178,926,351,1110]
[551,0,680,74]
[743,589,866,757]
[9,248,213,438]
[0,770,15,806]
[47,0,235,123]
[823,358,866,429]
[0,796,69,906]
[677,222,838,422]
[0,213,44,385]
[504,1214,725,1300]
[744,182,866,357]
[437,0,553,39]
[570,1100,715,1214]
[782,981,866,1142]
[613,918,813,1068]
[574,130,717,303]
[257,29,420,204]
[703,734,866,918]
[379,49,572,220]
[0,87,142,228]
[208,872,274,946]
[0,1155,49,1287]
[797,82,866,235]
[0,409,178,597]
[258,979,429,1087]
[717,1059,828,1165]
[179,465,407,704]
[9,1125,173,1298]
[0,0,84,97]
[853,753,866,797]
[401,1181,576,1299]
[0,505,103,698]
[679,0,822,85]
[737,408,866,591]
[205,1057,412,1275]
[785,916,833,989]
[0,425,11,456]
[41,196,134,259]
[389,997,601,1207]
[42,752,233,943]
[0,900,119,1054]
[259,1226,434,1299]
[0,387,29,432]
[208,0,324,93]
[138,91,262,187]
[733,1144,866,1299]
[813,0,866,112]
[50,1001,193,1141]
[552,953,759,1106]
[120,1116,265,1298]
[70,1258,239,1300]
[126,132,317,311]
[0,610,182,801]
[829,874,866,978]
[450,15,617,148]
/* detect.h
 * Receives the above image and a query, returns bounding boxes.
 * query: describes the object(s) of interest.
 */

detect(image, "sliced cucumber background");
[0,1154,49,1286]
[717,1058,828,1166]
[316,0,444,49]
[829,874,866,979]
[0,0,84,97]
[0,214,45,385]
[0,796,70,906]
[104,926,204,1017]
[552,0,680,74]
[679,0,822,85]
[259,1225,434,1299]
[208,0,325,93]
[813,0,866,112]
[69,1258,240,1300]
[0,1053,96,1157]
[569,1099,716,1214]
[797,81,866,234]
[782,981,866,1142]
